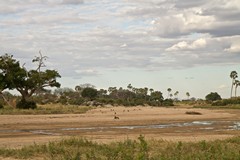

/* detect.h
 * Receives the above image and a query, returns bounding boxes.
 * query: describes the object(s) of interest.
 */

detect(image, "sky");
[0,0,240,99]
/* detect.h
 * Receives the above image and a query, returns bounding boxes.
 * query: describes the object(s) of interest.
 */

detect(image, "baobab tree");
[230,71,238,98]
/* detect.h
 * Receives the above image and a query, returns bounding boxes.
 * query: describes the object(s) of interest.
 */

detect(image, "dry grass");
[0,104,93,115]
[0,136,240,160]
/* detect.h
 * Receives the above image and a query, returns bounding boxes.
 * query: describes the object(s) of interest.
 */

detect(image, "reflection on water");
[61,121,215,131]
[229,122,240,130]
[0,121,239,135]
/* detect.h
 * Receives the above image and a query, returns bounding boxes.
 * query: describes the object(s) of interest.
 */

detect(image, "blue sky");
[1,0,240,99]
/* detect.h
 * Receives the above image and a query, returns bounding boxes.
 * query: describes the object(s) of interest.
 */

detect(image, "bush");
[16,100,37,109]
[68,98,84,105]
[212,98,240,106]
[162,99,174,106]
[0,103,3,109]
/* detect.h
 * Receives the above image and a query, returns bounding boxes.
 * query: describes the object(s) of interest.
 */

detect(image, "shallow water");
[0,121,239,136]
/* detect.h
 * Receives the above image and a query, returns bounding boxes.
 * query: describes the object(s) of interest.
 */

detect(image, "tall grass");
[0,136,240,159]
[0,104,94,115]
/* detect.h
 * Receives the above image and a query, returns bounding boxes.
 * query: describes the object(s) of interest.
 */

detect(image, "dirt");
[0,106,240,148]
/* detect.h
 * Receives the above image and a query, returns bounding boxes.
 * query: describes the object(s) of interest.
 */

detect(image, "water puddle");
[30,130,60,136]
[229,122,240,130]
[0,121,239,136]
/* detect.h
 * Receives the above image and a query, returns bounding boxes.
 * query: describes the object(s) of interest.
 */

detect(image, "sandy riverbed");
[0,106,239,148]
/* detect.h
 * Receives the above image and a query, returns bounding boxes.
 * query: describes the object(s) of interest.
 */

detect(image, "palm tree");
[230,71,238,98]
[127,84,133,91]
[174,91,179,99]
[234,80,240,97]
[186,92,190,100]
[167,88,172,98]
[149,88,154,94]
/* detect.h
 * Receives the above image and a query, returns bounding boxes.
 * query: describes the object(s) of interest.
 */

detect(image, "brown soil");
[0,106,240,148]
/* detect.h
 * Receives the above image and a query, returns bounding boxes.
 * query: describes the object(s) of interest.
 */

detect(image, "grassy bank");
[0,104,94,115]
[193,104,240,110]
[0,135,240,160]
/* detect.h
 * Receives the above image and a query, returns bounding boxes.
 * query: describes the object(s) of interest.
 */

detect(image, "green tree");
[230,71,238,98]
[150,91,163,106]
[127,83,133,91]
[81,87,98,100]
[205,92,222,101]
[0,53,61,107]
[174,91,179,99]
[167,88,172,98]
[149,88,154,94]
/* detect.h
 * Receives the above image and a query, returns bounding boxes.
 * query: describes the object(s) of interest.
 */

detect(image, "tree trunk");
[235,86,238,97]
[0,92,14,108]
[231,79,234,98]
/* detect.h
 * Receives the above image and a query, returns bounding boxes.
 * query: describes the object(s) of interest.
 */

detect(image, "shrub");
[16,100,37,109]
[212,98,240,106]
[162,99,174,106]
[0,103,3,109]
[68,98,84,105]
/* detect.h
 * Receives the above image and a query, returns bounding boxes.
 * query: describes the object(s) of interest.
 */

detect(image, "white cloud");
[225,40,240,53]
[0,0,240,79]
[166,38,207,51]
[75,69,99,76]
[218,84,228,89]
[61,0,84,5]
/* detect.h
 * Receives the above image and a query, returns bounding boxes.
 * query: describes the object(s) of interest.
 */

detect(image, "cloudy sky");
[1,0,240,99]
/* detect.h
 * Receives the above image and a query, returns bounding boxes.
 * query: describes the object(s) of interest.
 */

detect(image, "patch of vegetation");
[0,104,93,115]
[0,136,240,159]
[193,103,240,110]
[0,103,3,109]
[212,98,240,106]
[16,100,37,109]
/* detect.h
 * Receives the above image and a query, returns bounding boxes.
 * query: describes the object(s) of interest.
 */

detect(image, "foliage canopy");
[0,53,61,108]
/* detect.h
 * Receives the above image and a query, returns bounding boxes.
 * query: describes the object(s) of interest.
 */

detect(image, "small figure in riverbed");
[114,116,119,119]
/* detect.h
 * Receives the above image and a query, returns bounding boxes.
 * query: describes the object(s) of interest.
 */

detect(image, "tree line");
[1,53,228,109]
[0,54,176,109]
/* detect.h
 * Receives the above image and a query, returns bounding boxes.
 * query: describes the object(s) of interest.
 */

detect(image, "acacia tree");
[205,92,221,101]
[0,53,61,107]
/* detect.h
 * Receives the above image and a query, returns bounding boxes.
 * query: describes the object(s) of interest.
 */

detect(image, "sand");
[0,106,239,148]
